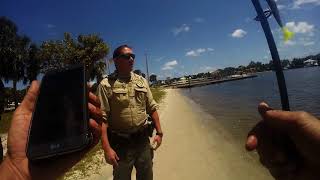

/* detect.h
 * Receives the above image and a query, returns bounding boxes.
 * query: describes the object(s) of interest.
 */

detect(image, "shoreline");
[89,89,272,180]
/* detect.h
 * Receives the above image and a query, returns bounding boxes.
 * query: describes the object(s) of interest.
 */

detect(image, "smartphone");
[27,64,92,161]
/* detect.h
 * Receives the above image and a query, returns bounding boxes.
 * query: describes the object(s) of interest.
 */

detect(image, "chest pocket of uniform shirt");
[112,89,129,107]
[134,87,147,106]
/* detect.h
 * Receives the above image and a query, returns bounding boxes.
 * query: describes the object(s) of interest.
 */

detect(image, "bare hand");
[152,135,162,150]
[104,147,119,167]
[246,102,320,180]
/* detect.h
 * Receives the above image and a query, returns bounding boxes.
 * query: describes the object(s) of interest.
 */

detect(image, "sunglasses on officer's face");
[116,53,135,60]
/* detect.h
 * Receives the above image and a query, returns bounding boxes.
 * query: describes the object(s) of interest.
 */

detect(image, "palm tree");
[0,17,34,108]
[39,32,109,82]
[26,43,41,83]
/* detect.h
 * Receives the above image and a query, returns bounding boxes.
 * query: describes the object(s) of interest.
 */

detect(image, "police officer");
[96,45,163,180]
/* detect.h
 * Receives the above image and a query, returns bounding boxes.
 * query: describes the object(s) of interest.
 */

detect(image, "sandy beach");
[89,89,273,180]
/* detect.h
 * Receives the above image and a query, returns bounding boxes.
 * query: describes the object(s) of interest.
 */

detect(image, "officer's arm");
[145,80,163,135]
[151,111,162,135]
[96,83,112,151]
[101,122,112,151]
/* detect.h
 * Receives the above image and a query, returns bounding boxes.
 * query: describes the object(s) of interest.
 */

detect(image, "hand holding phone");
[27,65,92,160]
[0,79,103,179]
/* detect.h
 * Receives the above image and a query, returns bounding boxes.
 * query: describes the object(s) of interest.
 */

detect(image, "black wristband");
[156,132,163,137]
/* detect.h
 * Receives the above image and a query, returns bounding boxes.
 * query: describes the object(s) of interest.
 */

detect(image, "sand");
[87,89,273,180]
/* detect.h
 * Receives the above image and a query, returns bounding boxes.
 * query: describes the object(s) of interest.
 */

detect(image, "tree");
[291,58,304,68]
[281,59,290,68]
[141,73,146,78]
[150,74,157,83]
[133,69,142,76]
[0,17,33,108]
[39,32,109,81]
[26,44,41,83]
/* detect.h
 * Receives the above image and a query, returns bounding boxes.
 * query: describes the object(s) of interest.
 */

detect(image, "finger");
[155,141,160,150]
[247,121,265,148]
[112,158,119,167]
[258,102,301,131]
[88,103,103,125]
[87,83,93,91]
[245,135,258,151]
[19,81,40,112]
[258,102,273,117]
[89,92,101,108]
[115,153,120,161]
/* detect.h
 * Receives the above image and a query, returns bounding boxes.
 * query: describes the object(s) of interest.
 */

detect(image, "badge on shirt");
[136,79,145,88]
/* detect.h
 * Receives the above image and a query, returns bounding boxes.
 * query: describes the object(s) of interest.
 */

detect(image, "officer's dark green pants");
[110,133,154,180]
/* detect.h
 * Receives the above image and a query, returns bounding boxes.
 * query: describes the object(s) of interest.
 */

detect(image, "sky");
[1,0,320,85]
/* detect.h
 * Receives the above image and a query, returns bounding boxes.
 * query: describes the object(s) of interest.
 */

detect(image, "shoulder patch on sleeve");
[100,77,111,87]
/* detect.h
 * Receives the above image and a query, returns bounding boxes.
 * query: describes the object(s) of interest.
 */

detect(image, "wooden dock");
[174,74,258,88]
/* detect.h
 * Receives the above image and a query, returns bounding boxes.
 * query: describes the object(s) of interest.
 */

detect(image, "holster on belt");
[147,115,155,137]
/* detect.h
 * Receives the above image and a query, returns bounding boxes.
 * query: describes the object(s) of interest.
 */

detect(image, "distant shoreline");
[173,74,258,88]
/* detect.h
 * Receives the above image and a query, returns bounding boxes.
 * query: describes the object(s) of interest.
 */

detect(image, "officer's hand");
[152,135,162,150]
[246,102,320,180]
[104,147,119,167]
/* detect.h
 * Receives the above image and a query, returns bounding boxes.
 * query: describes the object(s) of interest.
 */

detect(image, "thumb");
[19,81,40,112]
[259,102,306,133]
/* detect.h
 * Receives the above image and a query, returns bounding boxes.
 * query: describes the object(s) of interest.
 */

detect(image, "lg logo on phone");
[50,143,61,150]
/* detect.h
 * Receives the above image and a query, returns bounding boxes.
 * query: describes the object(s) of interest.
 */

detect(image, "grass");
[61,143,104,180]
[0,112,13,134]
[151,87,167,104]
[61,87,166,179]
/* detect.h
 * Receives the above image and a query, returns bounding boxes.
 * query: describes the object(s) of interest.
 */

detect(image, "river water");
[181,67,320,145]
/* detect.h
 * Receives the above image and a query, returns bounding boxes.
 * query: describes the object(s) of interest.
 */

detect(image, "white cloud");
[284,40,297,46]
[285,21,315,35]
[277,4,286,10]
[303,41,315,46]
[154,57,165,62]
[194,17,205,23]
[293,0,320,8]
[162,60,178,70]
[47,24,56,28]
[245,17,252,23]
[172,24,190,36]
[185,48,214,57]
[199,66,216,72]
[207,48,214,52]
[277,21,317,48]
[231,29,247,38]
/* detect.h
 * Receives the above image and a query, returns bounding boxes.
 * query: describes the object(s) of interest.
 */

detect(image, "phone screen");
[28,65,87,155]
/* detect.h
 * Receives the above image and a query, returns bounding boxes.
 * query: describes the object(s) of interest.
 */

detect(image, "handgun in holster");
[146,115,155,137]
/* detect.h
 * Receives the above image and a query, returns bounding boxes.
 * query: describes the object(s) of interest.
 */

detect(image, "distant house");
[304,59,318,67]
[172,77,188,86]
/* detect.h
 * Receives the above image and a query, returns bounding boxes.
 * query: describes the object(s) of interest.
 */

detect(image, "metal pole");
[251,0,290,111]
[145,53,150,85]
[106,57,111,75]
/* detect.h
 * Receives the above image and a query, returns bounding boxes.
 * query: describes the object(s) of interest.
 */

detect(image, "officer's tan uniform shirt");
[96,72,159,133]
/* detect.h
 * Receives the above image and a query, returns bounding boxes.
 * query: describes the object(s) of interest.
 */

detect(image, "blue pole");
[251,0,290,111]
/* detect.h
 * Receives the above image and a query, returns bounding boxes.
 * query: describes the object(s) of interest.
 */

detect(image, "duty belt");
[109,124,148,139]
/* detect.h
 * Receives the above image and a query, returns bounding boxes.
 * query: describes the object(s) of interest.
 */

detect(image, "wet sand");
[89,89,273,180]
